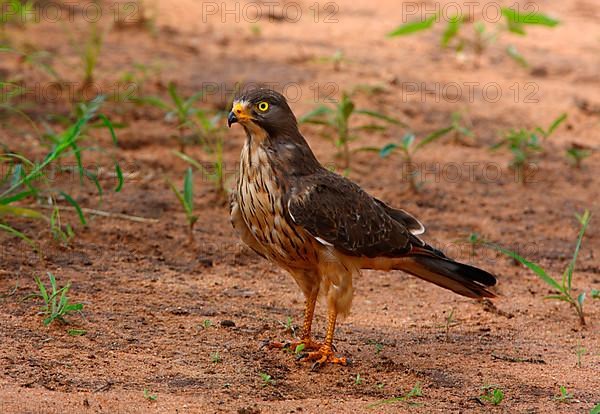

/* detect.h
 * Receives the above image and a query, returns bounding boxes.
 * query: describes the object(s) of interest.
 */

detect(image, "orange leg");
[265,289,322,351]
[299,306,347,369]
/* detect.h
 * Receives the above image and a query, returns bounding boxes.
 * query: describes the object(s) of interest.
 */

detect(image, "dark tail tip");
[409,256,497,299]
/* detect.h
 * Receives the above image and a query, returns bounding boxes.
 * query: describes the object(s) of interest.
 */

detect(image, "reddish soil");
[1,1,599,413]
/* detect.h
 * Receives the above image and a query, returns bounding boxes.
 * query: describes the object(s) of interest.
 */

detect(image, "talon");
[311,361,323,371]
[262,339,323,352]
[300,346,347,367]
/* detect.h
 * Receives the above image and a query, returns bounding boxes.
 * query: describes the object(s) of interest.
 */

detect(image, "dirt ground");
[1,0,599,413]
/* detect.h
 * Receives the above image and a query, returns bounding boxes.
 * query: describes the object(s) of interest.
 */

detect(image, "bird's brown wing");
[372,198,425,235]
[286,172,415,258]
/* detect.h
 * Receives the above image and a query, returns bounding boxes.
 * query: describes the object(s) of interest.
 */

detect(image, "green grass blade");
[59,192,87,226]
[172,150,203,170]
[83,169,103,196]
[0,96,105,199]
[354,109,407,127]
[0,205,44,219]
[488,243,563,292]
[441,15,462,47]
[114,163,124,192]
[565,210,591,289]
[415,126,454,150]
[172,151,212,177]
[379,143,399,157]
[501,7,559,27]
[0,223,37,250]
[546,113,567,137]
[183,167,194,213]
[0,190,35,205]
[131,96,170,110]
[34,276,48,303]
[185,91,204,107]
[97,114,118,145]
[577,292,585,308]
[63,303,83,312]
[167,82,185,113]
[388,15,437,37]
[506,45,528,68]
[166,178,186,211]
[299,105,333,123]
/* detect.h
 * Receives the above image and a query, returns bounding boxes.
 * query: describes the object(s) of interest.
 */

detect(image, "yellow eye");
[257,101,269,112]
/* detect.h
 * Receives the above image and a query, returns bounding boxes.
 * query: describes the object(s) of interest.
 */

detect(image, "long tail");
[396,247,497,299]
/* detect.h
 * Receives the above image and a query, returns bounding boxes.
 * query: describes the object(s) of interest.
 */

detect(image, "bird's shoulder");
[285,169,413,257]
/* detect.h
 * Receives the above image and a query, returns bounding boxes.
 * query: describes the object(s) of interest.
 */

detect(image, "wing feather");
[286,172,412,258]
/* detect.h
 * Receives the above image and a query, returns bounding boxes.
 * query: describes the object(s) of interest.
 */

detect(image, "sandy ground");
[1,0,599,412]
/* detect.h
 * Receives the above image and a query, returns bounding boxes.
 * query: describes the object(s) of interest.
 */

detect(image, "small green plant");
[50,205,75,244]
[437,308,459,341]
[0,0,35,37]
[135,82,204,152]
[449,112,475,145]
[31,273,83,326]
[591,402,600,414]
[143,388,158,401]
[494,128,540,183]
[173,142,227,201]
[259,372,274,387]
[480,385,504,406]
[553,386,574,403]
[376,127,453,192]
[388,7,559,67]
[294,343,305,355]
[354,373,363,385]
[493,114,567,183]
[250,24,262,37]
[300,92,404,169]
[535,113,568,140]
[277,316,297,337]
[167,167,198,235]
[565,143,592,169]
[575,344,586,368]
[592,290,600,300]
[0,96,122,249]
[491,210,592,326]
[465,232,485,258]
[313,49,347,71]
[367,382,423,408]
[81,22,103,85]
[210,351,221,363]
[201,319,213,329]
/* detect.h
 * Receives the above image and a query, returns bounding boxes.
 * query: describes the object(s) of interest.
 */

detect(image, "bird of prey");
[228,89,496,368]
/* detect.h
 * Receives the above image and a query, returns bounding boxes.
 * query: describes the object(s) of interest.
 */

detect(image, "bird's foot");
[261,338,323,353]
[297,345,348,370]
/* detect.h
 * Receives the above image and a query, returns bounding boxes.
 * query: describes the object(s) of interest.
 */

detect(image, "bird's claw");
[261,339,323,352]
[299,346,348,369]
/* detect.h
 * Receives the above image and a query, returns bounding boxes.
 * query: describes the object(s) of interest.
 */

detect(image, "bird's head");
[227,89,298,137]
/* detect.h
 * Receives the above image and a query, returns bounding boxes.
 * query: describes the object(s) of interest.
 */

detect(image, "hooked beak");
[228,101,253,128]
[227,111,237,128]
